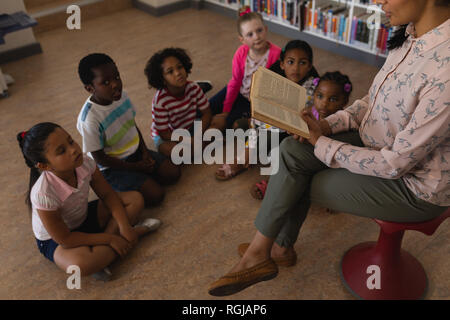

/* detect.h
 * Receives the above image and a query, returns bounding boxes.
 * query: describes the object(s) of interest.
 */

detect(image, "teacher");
[209,0,450,296]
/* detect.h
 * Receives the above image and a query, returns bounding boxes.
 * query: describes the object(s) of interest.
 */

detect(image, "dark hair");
[281,40,313,63]
[387,25,408,51]
[269,39,319,85]
[283,39,319,84]
[144,47,193,90]
[78,53,115,85]
[237,7,264,35]
[17,122,61,212]
[388,0,450,51]
[316,71,353,100]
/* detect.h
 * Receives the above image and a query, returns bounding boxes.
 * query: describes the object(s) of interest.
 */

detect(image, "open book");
[250,66,310,139]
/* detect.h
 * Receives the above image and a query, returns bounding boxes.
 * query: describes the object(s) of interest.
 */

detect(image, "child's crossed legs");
[53,191,150,277]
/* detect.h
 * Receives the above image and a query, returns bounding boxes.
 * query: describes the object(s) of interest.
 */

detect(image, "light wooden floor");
[0,7,448,300]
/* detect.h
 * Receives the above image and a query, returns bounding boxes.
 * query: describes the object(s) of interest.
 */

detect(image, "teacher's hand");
[300,109,323,146]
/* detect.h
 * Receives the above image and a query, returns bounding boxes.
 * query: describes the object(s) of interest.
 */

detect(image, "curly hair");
[78,53,115,85]
[317,71,353,101]
[144,48,193,90]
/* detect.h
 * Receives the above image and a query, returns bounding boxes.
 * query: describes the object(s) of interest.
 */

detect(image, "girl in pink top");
[18,122,161,280]
[209,8,281,130]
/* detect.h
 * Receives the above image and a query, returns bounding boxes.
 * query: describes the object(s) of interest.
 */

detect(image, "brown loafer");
[208,259,278,296]
[238,243,297,267]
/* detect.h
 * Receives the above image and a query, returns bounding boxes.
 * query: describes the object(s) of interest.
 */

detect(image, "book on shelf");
[250,66,310,139]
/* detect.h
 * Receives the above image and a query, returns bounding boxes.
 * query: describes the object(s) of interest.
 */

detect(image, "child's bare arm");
[91,149,130,170]
[90,167,138,244]
[158,129,173,142]
[91,149,152,174]
[91,125,153,172]
[200,107,212,132]
[135,126,152,160]
[210,112,228,132]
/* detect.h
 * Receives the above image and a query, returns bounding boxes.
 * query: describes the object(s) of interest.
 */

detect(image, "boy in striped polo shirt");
[77,53,180,206]
[145,48,222,158]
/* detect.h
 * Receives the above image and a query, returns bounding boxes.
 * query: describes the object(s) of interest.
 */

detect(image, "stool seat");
[375,209,450,235]
[340,208,449,300]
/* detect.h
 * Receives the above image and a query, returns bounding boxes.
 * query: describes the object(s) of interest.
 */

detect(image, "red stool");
[340,208,450,300]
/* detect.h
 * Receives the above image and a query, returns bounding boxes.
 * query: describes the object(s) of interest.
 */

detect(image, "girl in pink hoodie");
[209,7,281,130]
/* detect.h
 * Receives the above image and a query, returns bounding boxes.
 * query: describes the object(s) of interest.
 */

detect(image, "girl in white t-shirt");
[18,122,161,280]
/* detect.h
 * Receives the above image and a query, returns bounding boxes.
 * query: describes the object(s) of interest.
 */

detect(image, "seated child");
[145,47,217,158]
[77,53,180,207]
[268,39,319,109]
[18,122,161,280]
[214,39,318,181]
[251,71,353,199]
[208,7,281,130]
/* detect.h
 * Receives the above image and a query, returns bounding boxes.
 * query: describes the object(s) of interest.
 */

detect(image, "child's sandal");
[215,164,247,181]
[250,179,268,200]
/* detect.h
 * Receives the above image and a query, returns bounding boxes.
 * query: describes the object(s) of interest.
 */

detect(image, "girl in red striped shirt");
[145,48,220,158]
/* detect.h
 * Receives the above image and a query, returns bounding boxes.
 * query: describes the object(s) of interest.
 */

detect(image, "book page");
[253,98,309,134]
[251,67,307,113]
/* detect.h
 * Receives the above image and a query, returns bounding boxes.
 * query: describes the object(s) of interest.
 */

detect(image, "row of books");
[253,0,279,16]
[325,0,379,6]
[301,1,392,54]
[349,14,392,54]
[253,1,299,25]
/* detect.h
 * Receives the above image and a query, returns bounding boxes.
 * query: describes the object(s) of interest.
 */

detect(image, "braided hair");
[17,122,61,212]
[315,71,353,103]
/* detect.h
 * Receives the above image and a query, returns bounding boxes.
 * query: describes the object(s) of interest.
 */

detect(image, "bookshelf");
[203,0,392,67]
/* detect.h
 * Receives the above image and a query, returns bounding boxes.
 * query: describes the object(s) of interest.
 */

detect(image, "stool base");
[340,242,427,300]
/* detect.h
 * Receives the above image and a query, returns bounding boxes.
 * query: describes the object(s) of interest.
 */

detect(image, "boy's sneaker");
[196,81,213,94]
[135,218,161,232]
[92,267,112,282]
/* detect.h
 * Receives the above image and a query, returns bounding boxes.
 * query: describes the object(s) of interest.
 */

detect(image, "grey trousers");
[255,132,447,248]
